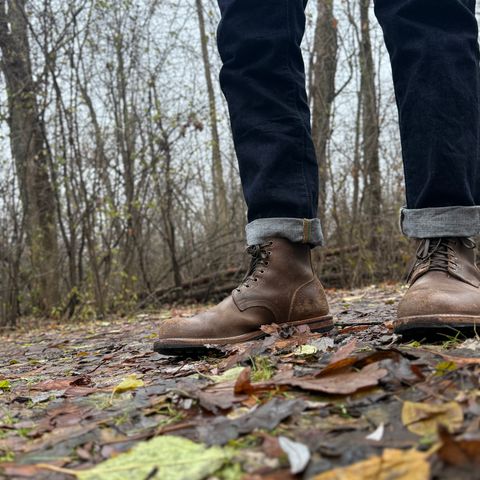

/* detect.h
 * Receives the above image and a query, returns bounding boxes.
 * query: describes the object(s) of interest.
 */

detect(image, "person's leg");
[375,0,480,336]
[217,0,322,246]
[375,0,480,236]
[155,0,331,355]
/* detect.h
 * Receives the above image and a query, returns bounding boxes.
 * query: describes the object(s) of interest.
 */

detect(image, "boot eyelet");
[267,251,272,255]
[268,241,273,245]
[260,270,264,274]
[264,262,269,266]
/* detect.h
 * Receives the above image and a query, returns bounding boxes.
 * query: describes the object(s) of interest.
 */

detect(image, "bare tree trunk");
[351,90,362,229]
[111,28,143,292]
[311,0,338,226]
[195,0,227,226]
[359,0,381,242]
[161,128,182,288]
[0,0,60,313]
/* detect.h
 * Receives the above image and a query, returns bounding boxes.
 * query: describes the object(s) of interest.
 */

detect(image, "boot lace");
[235,241,272,292]
[408,237,476,280]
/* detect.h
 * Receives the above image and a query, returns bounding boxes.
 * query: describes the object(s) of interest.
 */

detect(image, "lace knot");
[235,241,272,292]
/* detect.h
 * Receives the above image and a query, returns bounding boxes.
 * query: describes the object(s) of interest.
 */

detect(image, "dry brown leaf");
[259,433,284,458]
[401,401,463,437]
[234,367,254,395]
[30,375,92,391]
[312,448,430,480]
[196,389,247,413]
[438,426,480,466]
[330,339,358,363]
[2,463,66,478]
[417,348,480,366]
[260,323,282,335]
[278,362,387,395]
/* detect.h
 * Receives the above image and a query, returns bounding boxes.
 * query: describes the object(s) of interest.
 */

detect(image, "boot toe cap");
[398,275,480,319]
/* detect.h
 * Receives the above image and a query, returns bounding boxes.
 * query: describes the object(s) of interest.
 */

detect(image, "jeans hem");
[400,206,480,238]
[246,217,324,246]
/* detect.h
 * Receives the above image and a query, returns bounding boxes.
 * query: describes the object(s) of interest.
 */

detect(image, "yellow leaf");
[208,366,245,383]
[112,374,144,395]
[313,449,430,480]
[434,361,457,376]
[0,379,11,391]
[294,345,318,356]
[401,401,463,437]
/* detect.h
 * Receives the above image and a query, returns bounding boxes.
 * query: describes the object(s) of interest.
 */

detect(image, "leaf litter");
[0,284,479,479]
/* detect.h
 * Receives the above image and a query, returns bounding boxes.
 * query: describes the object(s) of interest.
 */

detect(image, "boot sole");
[395,314,480,340]
[153,315,334,357]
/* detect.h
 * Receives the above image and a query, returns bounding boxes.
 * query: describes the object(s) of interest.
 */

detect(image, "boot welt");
[395,314,480,338]
[154,315,333,356]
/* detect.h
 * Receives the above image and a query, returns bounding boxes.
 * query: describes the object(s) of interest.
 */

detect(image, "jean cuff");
[400,205,480,238]
[245,217,324,246]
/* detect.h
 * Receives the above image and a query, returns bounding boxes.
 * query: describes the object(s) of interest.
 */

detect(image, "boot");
[154,238,332,355]
[396,237,480,336]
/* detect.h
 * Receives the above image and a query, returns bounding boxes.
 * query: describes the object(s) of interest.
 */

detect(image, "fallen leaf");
[2,463,67,478]
[377,355,424,386]
[0,379,11,391]
[294,345,318,356]
[112,374,144,395]
[310,337,335,352]
[259,323,317,351]
[234,367,254,395]
[401,401,463,437]
[209,366,245,383]
[196,389,247,413]
[366,423,384,441]
[31,375,92,391]
[316,340,358,376]
[260,323,281,335]
[434,361,457,376]
[437,426,480,467]
[197,398,306,446]
[318,348,400,378]
[460,339,480,351]
[313,448,430,480]
[76,435,229,480]
[278,362,387,395]
[278,436,310,474]
[339,325,369,334]
[417,348,480,366]
[260,434,284,458]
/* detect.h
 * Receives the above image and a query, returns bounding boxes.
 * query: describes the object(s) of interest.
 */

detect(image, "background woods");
[0,0,452,326]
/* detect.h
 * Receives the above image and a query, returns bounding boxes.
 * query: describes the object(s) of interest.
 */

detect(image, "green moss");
[250,356,274,382]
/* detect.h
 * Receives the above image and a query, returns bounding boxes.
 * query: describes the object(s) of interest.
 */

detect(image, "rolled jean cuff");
[400,205,480,238]
[245,218,324,247]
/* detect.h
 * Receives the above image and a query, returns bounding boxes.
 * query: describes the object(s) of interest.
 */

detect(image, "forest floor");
[0,284,479,480]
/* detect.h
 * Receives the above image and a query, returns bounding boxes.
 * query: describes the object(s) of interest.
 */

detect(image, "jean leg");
[375,0,480,237]
[217,0,323,245]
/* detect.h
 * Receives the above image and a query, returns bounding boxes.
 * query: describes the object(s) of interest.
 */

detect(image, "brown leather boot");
[396,237,480,337]
[154,238,332,355]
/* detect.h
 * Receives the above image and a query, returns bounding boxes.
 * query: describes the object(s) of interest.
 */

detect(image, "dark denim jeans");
[217,0,480,245]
